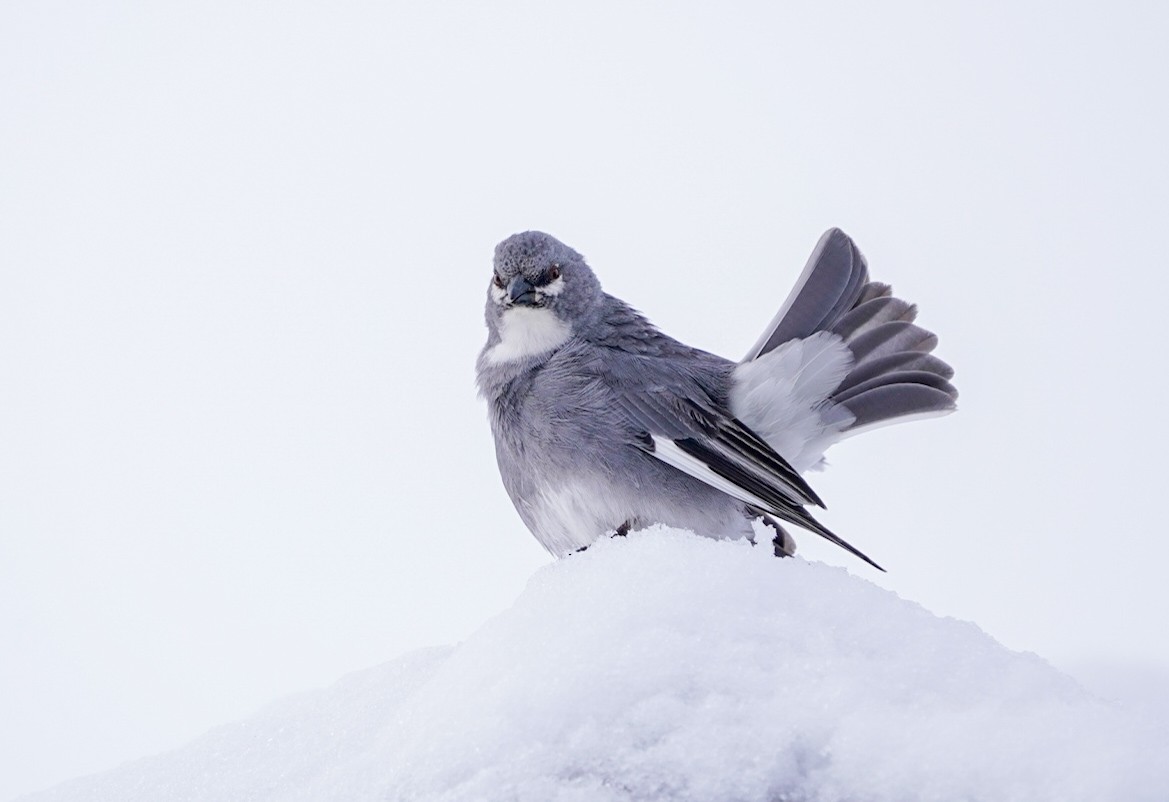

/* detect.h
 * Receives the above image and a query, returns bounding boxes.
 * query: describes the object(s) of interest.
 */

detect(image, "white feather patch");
[486,307,572,364]
[730,332,855,473]
[648,436,773,511]
[539,276,566,296]
[529,480,628,555]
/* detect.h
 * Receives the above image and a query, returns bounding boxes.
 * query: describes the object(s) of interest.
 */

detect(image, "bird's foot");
[760,514,797,558]
[574,521,631,555]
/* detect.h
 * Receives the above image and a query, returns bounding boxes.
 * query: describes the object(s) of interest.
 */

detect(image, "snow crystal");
[21,528,1169,802]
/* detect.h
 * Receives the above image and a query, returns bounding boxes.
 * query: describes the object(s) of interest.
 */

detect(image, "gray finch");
[475,229,956,570]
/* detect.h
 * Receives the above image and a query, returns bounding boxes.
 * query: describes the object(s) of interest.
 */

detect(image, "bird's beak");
[508,276,539,306]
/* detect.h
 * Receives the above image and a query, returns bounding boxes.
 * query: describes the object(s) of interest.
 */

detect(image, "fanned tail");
[749,228,957,435]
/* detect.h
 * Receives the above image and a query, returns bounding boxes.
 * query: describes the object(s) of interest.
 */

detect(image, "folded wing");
[615,385,884,571]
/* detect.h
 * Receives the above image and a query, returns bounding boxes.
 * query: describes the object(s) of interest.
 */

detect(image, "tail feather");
[837,352,954,396]
[814,251,870,338]
[744,228,871,361]
[847,320,938,366]
[751,229,956,437]
[830,296,917,341]
[832,369,957,406]
[840,383,958,433]
[855,281,893,306]
[731,229,955,567]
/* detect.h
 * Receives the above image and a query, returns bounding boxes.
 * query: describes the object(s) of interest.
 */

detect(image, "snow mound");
[23,528,1169,802]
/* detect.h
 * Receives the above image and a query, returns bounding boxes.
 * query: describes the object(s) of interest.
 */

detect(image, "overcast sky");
[3,2,1168,799]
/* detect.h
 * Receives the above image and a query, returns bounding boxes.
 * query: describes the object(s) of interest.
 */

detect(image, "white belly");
[524,476,756,557]
[527,479,630,555]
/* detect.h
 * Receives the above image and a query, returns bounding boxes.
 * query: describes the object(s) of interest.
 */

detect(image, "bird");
[475,229,956,570]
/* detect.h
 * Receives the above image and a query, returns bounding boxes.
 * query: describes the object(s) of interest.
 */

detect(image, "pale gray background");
[2,2,1167,799]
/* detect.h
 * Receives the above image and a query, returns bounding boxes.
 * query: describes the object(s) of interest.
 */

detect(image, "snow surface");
[21,528,1169,802]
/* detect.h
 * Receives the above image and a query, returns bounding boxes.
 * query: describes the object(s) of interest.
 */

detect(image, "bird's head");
[483,232,603,352]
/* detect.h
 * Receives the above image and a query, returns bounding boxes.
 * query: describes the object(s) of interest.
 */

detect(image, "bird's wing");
[612,377,884,571]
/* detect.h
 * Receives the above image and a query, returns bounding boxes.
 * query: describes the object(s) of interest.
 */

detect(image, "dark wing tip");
[792,506,886,572]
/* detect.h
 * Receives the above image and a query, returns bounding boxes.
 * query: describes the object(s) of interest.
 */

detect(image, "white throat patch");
[486,306,572,364]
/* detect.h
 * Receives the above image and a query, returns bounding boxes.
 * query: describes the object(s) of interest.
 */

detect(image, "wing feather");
[615,383,884,571]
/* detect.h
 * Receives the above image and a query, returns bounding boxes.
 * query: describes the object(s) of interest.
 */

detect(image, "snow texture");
[21,528,1169,802]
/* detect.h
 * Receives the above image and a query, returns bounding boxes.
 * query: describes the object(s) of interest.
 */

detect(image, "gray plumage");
[476,229,956,569]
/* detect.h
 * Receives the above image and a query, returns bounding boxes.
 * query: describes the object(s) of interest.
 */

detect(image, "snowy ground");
[20,528,1169,802]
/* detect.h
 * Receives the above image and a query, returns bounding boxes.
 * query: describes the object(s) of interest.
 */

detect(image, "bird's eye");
[548,265,562,281]
[493,272,505,289]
